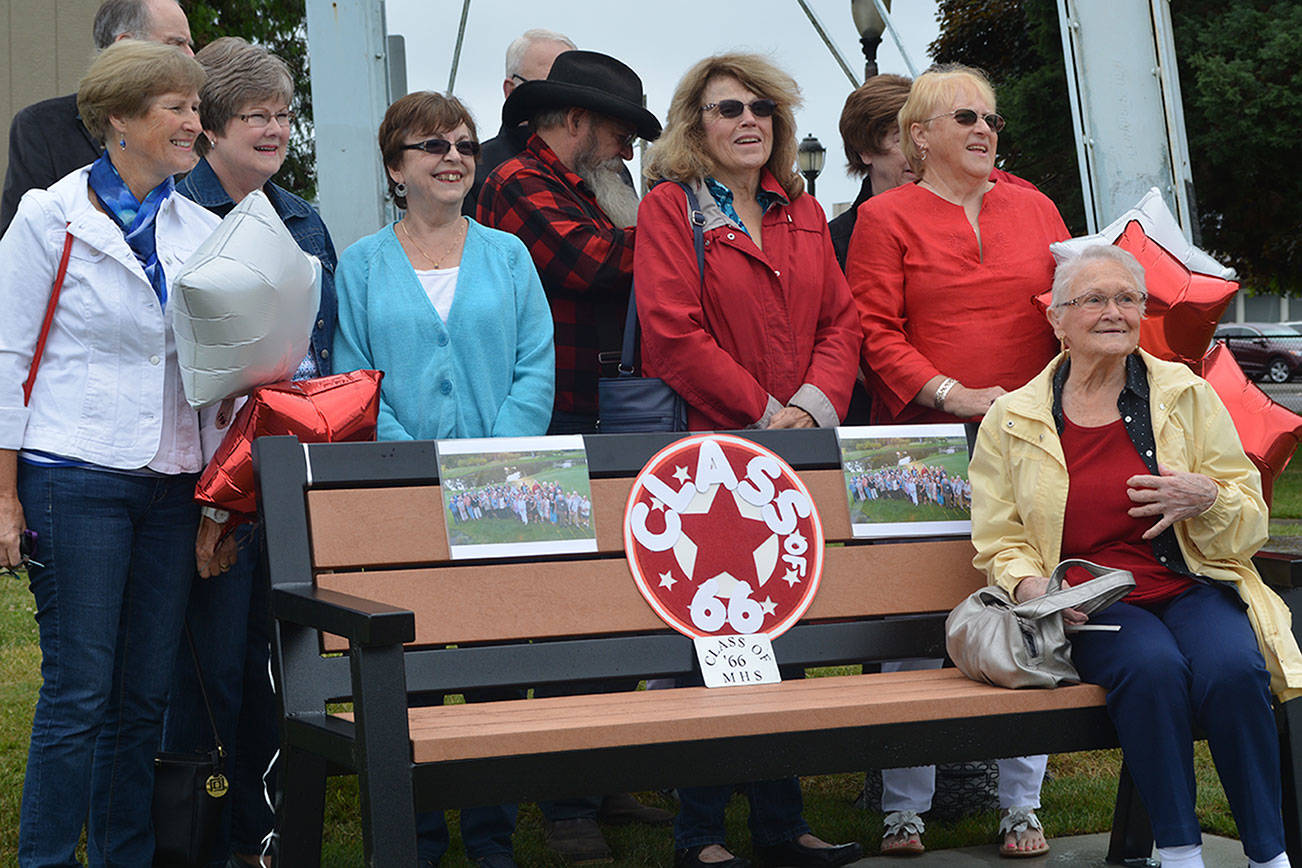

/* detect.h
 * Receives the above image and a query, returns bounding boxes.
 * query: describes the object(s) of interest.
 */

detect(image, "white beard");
[582,158,641,228]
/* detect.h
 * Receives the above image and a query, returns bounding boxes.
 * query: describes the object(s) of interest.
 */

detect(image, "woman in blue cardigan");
[334,92,554,443]
[333,91,553,868]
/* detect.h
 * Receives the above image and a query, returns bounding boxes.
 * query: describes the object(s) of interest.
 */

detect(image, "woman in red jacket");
[635,53,860,435]
[845,64,1070,424]
[634,52,863,868]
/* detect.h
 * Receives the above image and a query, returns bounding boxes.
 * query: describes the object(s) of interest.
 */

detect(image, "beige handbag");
[945,559,1135,689]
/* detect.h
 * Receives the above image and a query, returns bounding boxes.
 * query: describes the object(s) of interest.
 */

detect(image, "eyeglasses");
[701,98,777,119]
[238,110,295,128]
[510,73,529,84]
[400,138,482,157]
[1058,290,1148,312]
[923,108,1005,132]
[614,128,637,148]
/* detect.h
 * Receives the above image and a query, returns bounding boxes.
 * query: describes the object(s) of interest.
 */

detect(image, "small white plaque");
[693,634,781,688]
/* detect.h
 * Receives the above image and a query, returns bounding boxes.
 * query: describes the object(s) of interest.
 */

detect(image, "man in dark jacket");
[0,0,193,235]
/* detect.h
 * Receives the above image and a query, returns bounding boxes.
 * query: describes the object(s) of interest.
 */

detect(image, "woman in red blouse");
[845,65,1070,424]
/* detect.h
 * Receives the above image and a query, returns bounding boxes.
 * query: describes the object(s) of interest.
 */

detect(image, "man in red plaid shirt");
[478,50,661,434]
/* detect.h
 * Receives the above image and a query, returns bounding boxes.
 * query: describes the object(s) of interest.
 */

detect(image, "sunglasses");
[400,138,482,157]
[701,98,777,119]
[924,109,1005,132]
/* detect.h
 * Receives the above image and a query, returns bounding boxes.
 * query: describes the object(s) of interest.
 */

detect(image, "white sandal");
[881,810,926,856]
[999,806,1049,858]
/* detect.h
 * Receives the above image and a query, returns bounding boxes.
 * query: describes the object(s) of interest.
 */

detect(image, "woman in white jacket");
[0,41,224,866]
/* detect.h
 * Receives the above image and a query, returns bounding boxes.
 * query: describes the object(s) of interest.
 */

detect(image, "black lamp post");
[851,0,889,79]
[797,134,826,198]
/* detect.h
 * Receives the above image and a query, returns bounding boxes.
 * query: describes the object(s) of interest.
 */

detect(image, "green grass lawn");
[8,456,1300,862]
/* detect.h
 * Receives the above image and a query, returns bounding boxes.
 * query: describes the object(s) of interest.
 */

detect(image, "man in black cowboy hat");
[477,49,661,437]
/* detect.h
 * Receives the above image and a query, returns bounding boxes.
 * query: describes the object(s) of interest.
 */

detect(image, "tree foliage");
[184,0,316,199]
[930,0,1302,292]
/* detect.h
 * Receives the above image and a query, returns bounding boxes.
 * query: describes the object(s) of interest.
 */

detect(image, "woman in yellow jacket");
[970,244,1302,868]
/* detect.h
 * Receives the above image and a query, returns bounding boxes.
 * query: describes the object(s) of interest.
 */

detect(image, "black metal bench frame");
[253,430,1302,866]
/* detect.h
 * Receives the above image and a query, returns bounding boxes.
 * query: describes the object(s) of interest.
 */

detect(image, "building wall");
[1,0,99,185]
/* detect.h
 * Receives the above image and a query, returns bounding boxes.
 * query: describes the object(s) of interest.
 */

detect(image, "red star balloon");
[196,369,383,517]
[1194,343,1302,505]
[1114,221,1238,365]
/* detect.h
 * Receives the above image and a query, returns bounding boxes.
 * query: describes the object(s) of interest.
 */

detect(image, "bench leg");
[277,741,327,867]
[1281,698,1302,865]
[1106,761,1157,866]
[352,643,419,867]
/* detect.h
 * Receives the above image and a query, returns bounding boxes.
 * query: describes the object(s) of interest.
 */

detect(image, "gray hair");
[193,37,294,155]
[92,0,151,50]
[504,28,575,79]
[530,106,572,132]
[1051,244,1148,308]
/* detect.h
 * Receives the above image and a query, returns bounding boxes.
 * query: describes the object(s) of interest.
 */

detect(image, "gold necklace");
[400,218,465,268]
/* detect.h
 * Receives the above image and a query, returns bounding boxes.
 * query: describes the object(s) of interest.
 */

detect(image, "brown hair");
[77,39,205,143]
[899,63,997,178]
[193,36,293,156]
[838,74,912,177]
[644,52,804,200]
[378,91,478,209]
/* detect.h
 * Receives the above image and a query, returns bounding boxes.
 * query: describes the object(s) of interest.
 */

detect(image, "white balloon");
[171,190,322,408]
[1049,187,1236,280]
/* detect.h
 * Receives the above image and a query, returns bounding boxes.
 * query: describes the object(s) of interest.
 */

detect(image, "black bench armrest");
[1255,550,1302,592]
[273,584,416,647]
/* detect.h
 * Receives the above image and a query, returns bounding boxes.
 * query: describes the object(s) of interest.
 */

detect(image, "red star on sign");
[624,434,824,639]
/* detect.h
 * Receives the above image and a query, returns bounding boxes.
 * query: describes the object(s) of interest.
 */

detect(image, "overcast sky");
[383,0,940,216]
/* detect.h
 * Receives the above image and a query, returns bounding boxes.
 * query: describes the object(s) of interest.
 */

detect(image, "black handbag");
[152,625,229,867]
[596,182,707,433]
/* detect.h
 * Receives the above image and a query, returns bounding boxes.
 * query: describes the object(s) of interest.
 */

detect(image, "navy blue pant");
[673,778,810,850]
[163,523,277,866]
[1070,583,1286,862]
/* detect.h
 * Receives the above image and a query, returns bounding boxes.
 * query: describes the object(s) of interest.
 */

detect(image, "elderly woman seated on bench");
[969,244,1302,868]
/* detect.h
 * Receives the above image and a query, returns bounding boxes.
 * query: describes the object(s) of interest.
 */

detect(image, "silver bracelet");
[933,377,959,411]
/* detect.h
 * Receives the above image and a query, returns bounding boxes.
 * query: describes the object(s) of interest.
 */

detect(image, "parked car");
[1215,322,1302,383]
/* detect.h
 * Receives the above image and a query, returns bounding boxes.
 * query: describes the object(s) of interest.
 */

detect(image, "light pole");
[797,134,826,199]
[851,0,889,79]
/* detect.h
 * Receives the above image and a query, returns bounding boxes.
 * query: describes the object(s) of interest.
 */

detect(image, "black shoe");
[752,838,863,868]
[544,818,613,863]
[474,855,519,868]
[674,845,752,867]
[597,792,674,826]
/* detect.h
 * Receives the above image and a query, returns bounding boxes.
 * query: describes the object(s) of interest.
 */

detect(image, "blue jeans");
[416,803,519,862]
[18,464,199,868]
[163,523,276,866]
[674,779,809,850]
[1070,583,1286,862]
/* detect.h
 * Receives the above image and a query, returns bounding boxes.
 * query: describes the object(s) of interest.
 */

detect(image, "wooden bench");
[252,429,1302,866]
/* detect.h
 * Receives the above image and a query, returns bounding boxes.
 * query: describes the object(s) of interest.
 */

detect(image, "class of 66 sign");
[623,434,824,639]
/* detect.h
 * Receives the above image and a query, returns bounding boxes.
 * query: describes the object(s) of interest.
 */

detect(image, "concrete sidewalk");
[843,831,1244,865]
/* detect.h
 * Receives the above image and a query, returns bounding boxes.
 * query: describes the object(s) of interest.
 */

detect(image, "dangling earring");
[119,138,127,150]
[394,182,407,197]
[918,145,927,162]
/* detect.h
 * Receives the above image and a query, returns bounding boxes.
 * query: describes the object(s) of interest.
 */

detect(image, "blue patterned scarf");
[88,151,174,305]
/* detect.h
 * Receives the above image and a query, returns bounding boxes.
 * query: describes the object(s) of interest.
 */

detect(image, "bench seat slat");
[337,670,1108,764]
[316,539,983,648]
[307,469,855,569]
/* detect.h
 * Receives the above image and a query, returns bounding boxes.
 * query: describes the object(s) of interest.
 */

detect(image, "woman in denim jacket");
[161,37,337,868]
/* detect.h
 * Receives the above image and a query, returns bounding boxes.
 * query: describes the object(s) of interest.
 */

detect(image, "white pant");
[879,658,1047,813]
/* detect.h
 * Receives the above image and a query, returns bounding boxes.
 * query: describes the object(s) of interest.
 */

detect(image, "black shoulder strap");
[619,182,707,373]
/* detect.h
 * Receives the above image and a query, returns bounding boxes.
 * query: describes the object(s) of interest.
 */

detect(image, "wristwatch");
[200,506,231,524]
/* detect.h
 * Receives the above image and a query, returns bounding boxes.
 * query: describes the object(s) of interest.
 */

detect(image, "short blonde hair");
[645,53,805,200]
[899,64,997,178]
[78,39,205,143]
[194,37,293,156]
